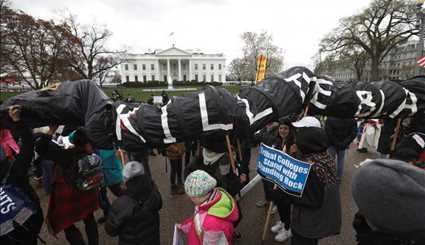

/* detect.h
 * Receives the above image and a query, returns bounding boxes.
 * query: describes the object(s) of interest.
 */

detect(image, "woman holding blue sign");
[269,119,296,242]
[288,120,341,245]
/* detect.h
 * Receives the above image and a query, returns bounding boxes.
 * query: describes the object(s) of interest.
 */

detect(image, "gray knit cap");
[352,159,425,232]
[184,170,217,197]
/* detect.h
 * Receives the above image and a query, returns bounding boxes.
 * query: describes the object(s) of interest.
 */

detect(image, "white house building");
[120,46,226,85]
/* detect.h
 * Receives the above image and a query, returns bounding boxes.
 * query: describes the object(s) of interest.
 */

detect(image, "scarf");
[203,148,225,166]
[305,152,337,185]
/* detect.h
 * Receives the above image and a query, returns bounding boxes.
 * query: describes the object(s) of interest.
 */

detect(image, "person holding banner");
[35,127,100,245]
[289,123,341,245]
[0,106,44,245]
[269,119,296,242]
[196,135,247,197]
[165,143,186,195]
[253,122,279,208]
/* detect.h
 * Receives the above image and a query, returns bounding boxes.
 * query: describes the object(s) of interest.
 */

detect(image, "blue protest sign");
[257,143,311,197]
[0,185,35,235]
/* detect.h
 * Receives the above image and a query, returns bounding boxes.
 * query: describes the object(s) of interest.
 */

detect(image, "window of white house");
[133,64,137,70]
[210,64,214,70]
[219,75,222,82]
[124,64,128,71]
[151,64,155,70]
[195,64,198,70]
[142,64,146,70]
[143,75,147,82]
[219,64,222,70]
[210,75,214,82]
[195,74,198,81]
[203,75,206,82]
[202,64,206,70]
[135,75,138,82]
[151,75,155,81]
[126,75,129,82]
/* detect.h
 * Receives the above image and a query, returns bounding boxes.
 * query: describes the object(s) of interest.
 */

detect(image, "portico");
[158,58,191,85]
[120,46,226,84]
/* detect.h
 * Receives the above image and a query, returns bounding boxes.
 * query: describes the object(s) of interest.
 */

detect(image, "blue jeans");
[42,160,54,194]
[328,146,346,179]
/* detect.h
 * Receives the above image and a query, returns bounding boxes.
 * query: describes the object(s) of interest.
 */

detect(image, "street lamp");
[416,0,425,75]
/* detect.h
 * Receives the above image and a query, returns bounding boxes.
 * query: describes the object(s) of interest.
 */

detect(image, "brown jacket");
[165,143,185,160]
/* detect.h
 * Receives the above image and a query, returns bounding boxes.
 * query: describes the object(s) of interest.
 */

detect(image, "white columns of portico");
[156,60,160,81]
[178,59,182,81]
[188,60,192,82]
[167,59,171,86]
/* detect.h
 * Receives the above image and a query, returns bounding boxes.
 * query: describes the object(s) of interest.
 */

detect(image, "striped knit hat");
[184,170,217,197]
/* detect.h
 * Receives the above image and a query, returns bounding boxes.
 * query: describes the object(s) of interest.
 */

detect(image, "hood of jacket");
[198,188,238,222]
[126,174,155,203]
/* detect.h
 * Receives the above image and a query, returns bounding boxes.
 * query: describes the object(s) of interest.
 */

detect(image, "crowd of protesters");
[0,101,424,245]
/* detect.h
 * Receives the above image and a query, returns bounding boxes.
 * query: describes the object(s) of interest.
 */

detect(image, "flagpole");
[168,32,175,47]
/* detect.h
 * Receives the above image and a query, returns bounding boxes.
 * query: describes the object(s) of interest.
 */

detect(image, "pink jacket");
[179,188,239,245]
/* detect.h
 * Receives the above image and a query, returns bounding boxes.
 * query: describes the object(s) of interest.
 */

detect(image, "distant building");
[323,40,423,82]
[120,46,226,84]
[375,40,419,81]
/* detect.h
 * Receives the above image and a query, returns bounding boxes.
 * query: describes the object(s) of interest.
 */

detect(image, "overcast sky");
[13,0,373,69]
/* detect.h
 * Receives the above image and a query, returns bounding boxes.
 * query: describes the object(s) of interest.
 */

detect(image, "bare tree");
[321,0,418,81]
[110,70,122,84]
[1,3,73,89]
[227,58,247,81]
[315,47,368,81]
[313,53,338,77]
[341,48,369,81]
[0,0,13,75]
[233,31,283,81]
[63,15,125,86]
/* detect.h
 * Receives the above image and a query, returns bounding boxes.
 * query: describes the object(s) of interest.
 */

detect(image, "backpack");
[70,153,104,192]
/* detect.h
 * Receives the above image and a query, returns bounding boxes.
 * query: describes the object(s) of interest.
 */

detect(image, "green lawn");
[103,85,244,102]
[0,84,246,103]
[0,91,20,102]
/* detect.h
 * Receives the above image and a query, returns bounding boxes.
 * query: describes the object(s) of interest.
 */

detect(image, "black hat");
[352,159,425,232]
[295,127,329,154]
[394,133,425,162]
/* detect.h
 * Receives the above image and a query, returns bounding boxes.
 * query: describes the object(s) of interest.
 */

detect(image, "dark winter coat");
[353,212,425,245]
[0,125,44,245]
[34,133,99,234]
[105,175,162,245]
[325,117,357,150]
[289,127,341,239]
[377,119,397,155]
[290,153,341,239]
